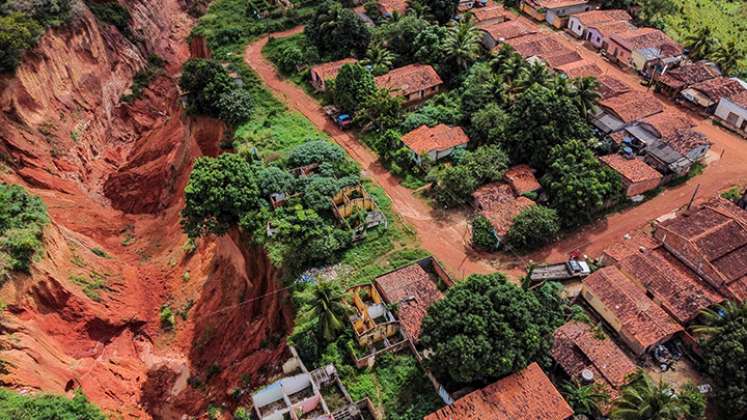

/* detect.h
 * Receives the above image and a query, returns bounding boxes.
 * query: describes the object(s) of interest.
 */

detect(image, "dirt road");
[244,28,498,279]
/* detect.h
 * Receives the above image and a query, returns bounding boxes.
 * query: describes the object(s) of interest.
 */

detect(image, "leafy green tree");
[710,40,743,76]
[181,153,261,238]
[216,89,253,126]
[611,372,702,420]
[0,184,48,274]
[443,16,481,71]
[303,176,342,211]
[400,94,461,132]
[412,24,448,65]
[0,388,104,419]
[514,61,552,93]
[420,0,459,24]
[376,15,429,63]
[0,12,43,73]
[305,1,371,59]
[505,205,560,251]
[179,58,234,118]
[561,382,610,417]
[287,140,346,168]
[471,215,497,251]
[3,0,74,26]
[684,27,718,62]
[257,166,296,196]
[303,280,352,342]
[420,273,564,384]
[354,88,403,132]
[461,145,508,184]
[679,383,706,420]
[572,76,601,115]
[364,43,396,75]
[275,45,305,74]
[470,103,509,146]
[460,62,501,116]
[636,0,676,28]
[430,165,478,208]
[542,140,622,226]
[333,63,376,114]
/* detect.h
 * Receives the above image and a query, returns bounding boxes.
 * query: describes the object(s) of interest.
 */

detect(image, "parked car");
[323,105,353,129]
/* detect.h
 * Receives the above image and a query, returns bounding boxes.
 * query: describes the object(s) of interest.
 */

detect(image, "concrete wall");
[586,27,606,49]
[715,97,747,132]
[624,176,661,197]
[567,16,584,37]
[606,39,632,66]
[546,4,591,26]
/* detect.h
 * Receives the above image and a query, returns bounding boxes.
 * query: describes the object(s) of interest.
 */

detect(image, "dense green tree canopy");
[0,183,48,275]
[505,205,560,251]
[420,273,564,385]
[460,145,508,185]
[611,372,705,420]
[0,12,42,73]
[333,63,376,114]
[179,58,252,126]
[0,389,104,420]
[471,215,497,251]
[429,165,477,208]
[305,1,371,59]
[354,88,403,132]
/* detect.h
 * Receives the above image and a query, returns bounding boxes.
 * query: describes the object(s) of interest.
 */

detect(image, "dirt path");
[244,28,497,279]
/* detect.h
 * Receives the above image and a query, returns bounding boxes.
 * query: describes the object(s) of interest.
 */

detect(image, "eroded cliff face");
[0,1,291,418]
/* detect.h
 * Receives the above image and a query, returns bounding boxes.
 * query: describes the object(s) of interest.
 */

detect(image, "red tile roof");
[470,5,510,23]
[596,75,632,99]
[310,58,357,82]
[582,266,683,355]
[571,9,631,26]
[401,124,470,155]
[588,20,635,38]
[509,34,565,59]
[529,0,589,10]
[473,182,515,210]
[425,363,573,420]
[639,110,694,139]
[375,64,443,97]
[600,154,662,185]
[557,60,604,78]
[476,187,536,237]
[378,0,407,15]
[727,90,747,108]
[544,50,584,68]
[600,91,663,123]
[481,20,537,41]
[374,263,444,342]
[503,164,541,195]
[657,61,721,91]
[610,27,683,55]
[664,128,711,155]
[688,77,746,103]
[601,230,660,264]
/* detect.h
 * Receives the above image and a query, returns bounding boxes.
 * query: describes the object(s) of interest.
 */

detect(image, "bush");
[305,1,370,59]
[86,0,132,38]
[0,184,48,276]
[430,165,478,208]
[287,140,346,168]
[0,12,43,73]
[505,205,560,251]
[471,215,497,251]
[276,45,305,74]
[216,89,254,126]
[333,63,375,114]
[160,305,175,330]
[179,58,254,126]
[0,388,104,419]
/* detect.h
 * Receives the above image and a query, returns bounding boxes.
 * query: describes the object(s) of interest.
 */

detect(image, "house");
[600,230,660,265]
[586,20,635,50]
[557,59,603,78]
[714,89,747,134]
[425,363,574,420]
[473,183,536,247]
[508,33,565,59]
[374,64,443,106]
[401,124,470,163]
[600,154,662,197]
[567,9,631,39]
[541,49,584,69]
[679,77,746,114]
[377,0,407,17]
[644,127,711,176]
[606,28,684,76]
[596,75,632,99]
[374,257,450,343]
[581,266,683,356]
[592,91,664,133]
[470,5,510,25]
[655,61,721,98]
[654,197,747,301]
[613,110,695,151]
[331,184,387,239]
[520,0,592,28]
[503,164,541,196]
[552,321,638,403]
[478,20,537,50]
[310,58,357,91]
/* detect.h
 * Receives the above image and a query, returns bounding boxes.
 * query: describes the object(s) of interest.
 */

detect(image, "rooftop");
[727,89,747,108]
[509,34,565,59]
[638,110,694,139]
[480,20,537,41]
[587,20,636,37]
[374,263,444,342]
[583,266,683,354]
[474,183,536,236]
[378,0,408,15]
[572,9,631,26]
[688,77,746,103]
[610,27,683,55]
[425,363,573,420]
[310,58,357,82]
[597,75,632,99]
[600,91,664,123]
[503,164,541,195]
[662,128,711,155]
[601,230,660,264]
[657,61,721,90]
[401,124,470,155]
[375,64,443,97]
[470,5,510,23]
[543,49,584,68]
[528,0,590,10]
[557,60,604,78]
[600,154,662,184]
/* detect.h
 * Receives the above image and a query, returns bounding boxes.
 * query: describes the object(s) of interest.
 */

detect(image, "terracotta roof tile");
[480,20,537,41]
[425,363,573,420]
[657,61,721,90]
[663,128,711,155]
[610,28,683,55]
[310,58,357,82]
[470,5,510,23]
[588,20,635,38]
[378,0,407,15]
[600,154,662,185]
[531,0,589,9]
[688,77,746,103]
[544,50,584,68]
[401,124,469,155]
[482,199,536,236]
[375,263,444,342]
[473,183,515,210]
[596,75,632,99]
[601,230,660,264]
[375,64,443,97]
[600,91,663,123]
[503,164,541,195]
[571,9,631,26]
[639,110,694,139]
[509,34,565,58]
[727,90,747,108]
[557,60,604,78]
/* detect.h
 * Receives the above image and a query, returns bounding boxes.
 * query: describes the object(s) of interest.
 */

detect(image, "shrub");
[0,388,104,419]
[86,1,132,38]
[276,45,305,74]
[471,215,497,251]
[505,205,560,251]
[179,58,233,117]
[160,305,175,330]
[0,13,43,73]
[0,184,49,275]
[216,89,254,126]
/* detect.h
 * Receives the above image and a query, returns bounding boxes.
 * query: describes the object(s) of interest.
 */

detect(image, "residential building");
[478,20,537,50]
[567,9,631,39]
[552,321,638,403]
[557,59,603,78]
[425,363,574,420]
[654,197,747,301]
[714,89,747,134]
[309,58,357,91]
[655,61,721,98]
[503,164,541,196]
[612,110,695,151]
[644,127,711,176]
[374,64,443,106]
[586,20,635,50]
[401,124,470,163]
[472,183,536,248]
[600,230,659,265]
[581,266,683,356]
[592,91,663,133]
[377,0,407,18]
[541,50,584,69]
[330,184,386,240]
[600,154,662,197]
[596,75,632,99]
[520,0,592,28]
[508,33,565,59]
[470,5,510,25]
[680,77,746,114]
[607,28,683,76]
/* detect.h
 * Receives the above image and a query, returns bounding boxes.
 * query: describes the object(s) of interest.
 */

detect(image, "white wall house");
[714,91,747,134]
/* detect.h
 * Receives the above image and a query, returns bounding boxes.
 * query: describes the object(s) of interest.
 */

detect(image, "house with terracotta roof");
[654,197,747,301]
[470,5,510,25]
[600,154,662,197]
[592,91,663,133]
[655,61,721,98]
[606,28,684,76]
[478,20,537,50]
[596,75,632,99]
[401,124,470,163]
[472,183,536,248]
[520,0,592,28]
[585,20,635,50]
[644,127,711,176]
[377,0,407,17]
[310,58,357,91]
[680,77,747,114]
[508,33,565,59]
[540,49,584,69]
[581,266,683,356]
[425,362,574,420]
[557,60,603,78]
[374,257,450,343]
[613,110,695,151]
[374,64,443,106]
[503,164,541,196]
[567,9,631,39]
[552,321,637,404]
[600,230,659,265]
[714,89,747,135]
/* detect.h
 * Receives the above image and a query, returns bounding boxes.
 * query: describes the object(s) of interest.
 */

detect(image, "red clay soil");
[245,28,498,279]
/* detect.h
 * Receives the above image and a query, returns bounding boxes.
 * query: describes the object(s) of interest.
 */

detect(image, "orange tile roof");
[473,182,515,210]
[480,20,537,41]
[374,263,444,342]
[503,164,541,195]
[599,154,662,185]
[557,60,604,78]
[375,64,443,97]
[529,0,589,10]
[727,89,747,108]
[639,110,694,139]
[610,27,683,55]
[688,77,746,103]
[596,75,632,99]
[664,128,711,155]
[544,50,584,68]
[481,196,536,236]
[571,9,631,26]
[401,124,469,155]
[601,230,660,264]
[600,91,663,123]
[582,266,683,355]
[657,61,721,90]
[509,34,565,59]
[587,20,635,38]
[470,5,510,23]
[425,363,573,420]
[378,0,407,15]
[310,58,357,82]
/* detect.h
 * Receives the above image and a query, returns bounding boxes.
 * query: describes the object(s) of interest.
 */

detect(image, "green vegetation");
[471,215,498,251]
[305,1,371,59]
[721,185,743,202]
[160,304,176,330]
[179,58,253,126]
[561,382,610,418]
[86,0,132,40]
[505,205,561,251]
[70,272,108,301]
[610,371,705,420]
[0,184,49,279]
[333,63,376,114]
[0,388,104,419]
[122,54,165,103]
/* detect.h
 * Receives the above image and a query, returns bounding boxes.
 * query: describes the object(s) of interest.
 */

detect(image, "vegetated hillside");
[0,0,293,417]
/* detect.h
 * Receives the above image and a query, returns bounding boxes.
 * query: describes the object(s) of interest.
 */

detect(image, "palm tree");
[364,43,396,74]
[684,27,717,61]
[691,300,747,336]
[495,53,526,83]
[305,280,352,342]
[444,16,481,71]
[490,44,515,71]
[406,0,432,19]
[572,76,601,115]
[611,372,684,420]
[561,382,610,417]
[514,61,551,93]
[710,40,743,75]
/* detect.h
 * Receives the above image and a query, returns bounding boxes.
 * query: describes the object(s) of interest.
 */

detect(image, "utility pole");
[687,184,701,210]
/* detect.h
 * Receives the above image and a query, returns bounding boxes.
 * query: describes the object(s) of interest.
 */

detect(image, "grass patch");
[70,272,108,302]
[122,54,165,103]
[721,185,743,202]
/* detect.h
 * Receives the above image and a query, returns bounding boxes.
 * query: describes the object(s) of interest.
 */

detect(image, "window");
[726,112,740,126]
